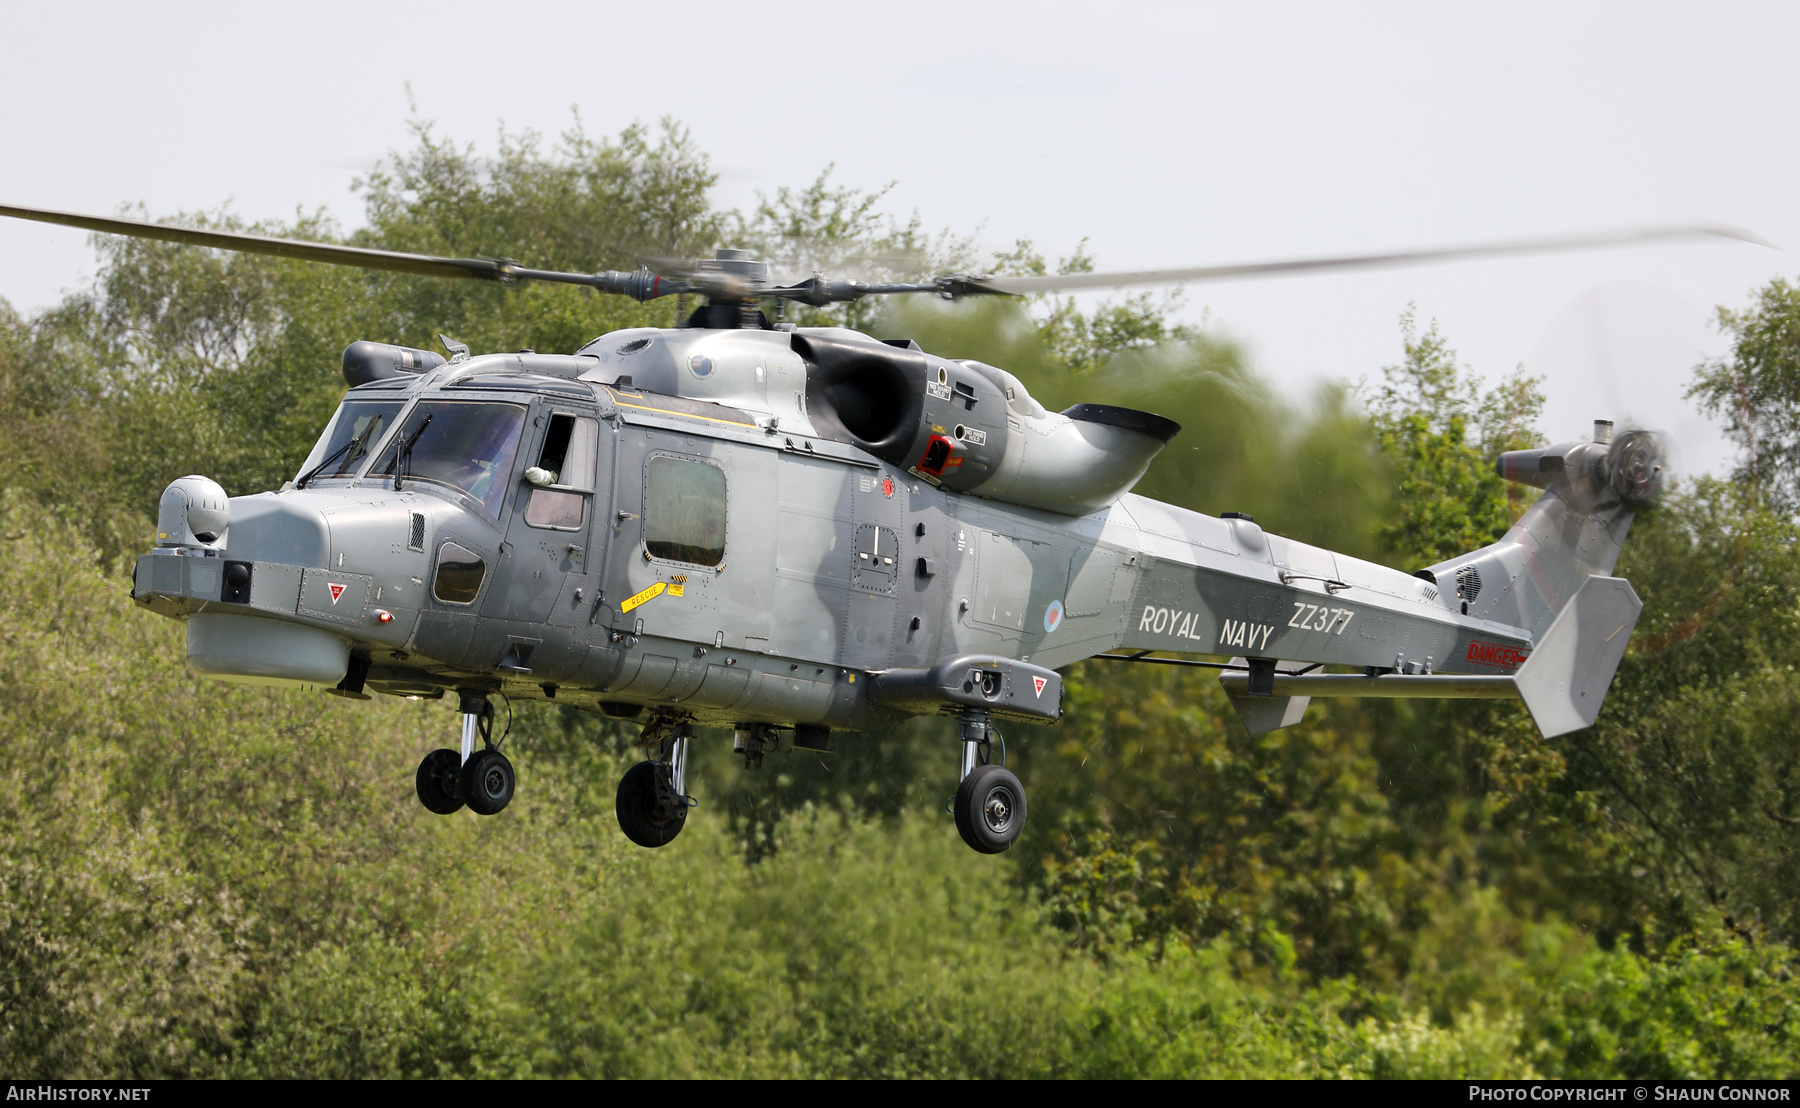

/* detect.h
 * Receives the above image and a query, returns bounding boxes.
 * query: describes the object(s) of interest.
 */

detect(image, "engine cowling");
[792,332,1179,516]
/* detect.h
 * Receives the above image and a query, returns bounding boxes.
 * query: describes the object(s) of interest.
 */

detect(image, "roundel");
[1044,599,1065,634]
[689,353,714,379]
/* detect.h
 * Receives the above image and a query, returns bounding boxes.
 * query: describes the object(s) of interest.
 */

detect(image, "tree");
[1362,307,1544,567]
[1688,276,1800,509]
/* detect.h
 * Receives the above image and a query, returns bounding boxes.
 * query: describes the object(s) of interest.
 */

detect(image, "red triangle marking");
[328,582,346,604]
[1032,675,1047,697]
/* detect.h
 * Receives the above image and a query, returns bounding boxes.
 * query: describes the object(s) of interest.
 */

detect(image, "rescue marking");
[327,582,347,604]
[1044,599,1065,633]
[1032,675,1048,698]
[669,574,687,598]
[1465,639,1530,669]
[1288,602,1354,635]
[881,476,895,498]
[620,581,667,613]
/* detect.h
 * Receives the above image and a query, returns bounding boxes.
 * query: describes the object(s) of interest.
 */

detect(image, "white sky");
[4,0,1795,479]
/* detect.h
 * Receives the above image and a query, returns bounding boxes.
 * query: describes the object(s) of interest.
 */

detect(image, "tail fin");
[1422,425,1663,641]
[1513,574,1642,737]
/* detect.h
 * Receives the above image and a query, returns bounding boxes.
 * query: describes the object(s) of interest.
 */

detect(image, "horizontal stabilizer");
[1219,672,1520,700]
[1511,574,1641,738]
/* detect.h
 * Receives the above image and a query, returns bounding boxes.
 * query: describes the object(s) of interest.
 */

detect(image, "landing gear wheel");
[461,749,515,816]
[415,748,465,815]
[954,764,1027,854]
[616,760,687,848]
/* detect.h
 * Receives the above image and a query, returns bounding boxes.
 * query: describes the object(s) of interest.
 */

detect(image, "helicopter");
[0,202,1747,853]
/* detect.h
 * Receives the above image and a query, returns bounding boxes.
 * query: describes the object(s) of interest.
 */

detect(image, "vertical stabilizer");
[1511,574,1642,737]
[1425,428,1662,642]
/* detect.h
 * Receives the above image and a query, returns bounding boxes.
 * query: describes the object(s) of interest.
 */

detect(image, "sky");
[3,0,1795,480]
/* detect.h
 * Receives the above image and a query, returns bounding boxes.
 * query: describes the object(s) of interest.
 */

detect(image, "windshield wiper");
[296,416,382,489]
[393,413,433,491]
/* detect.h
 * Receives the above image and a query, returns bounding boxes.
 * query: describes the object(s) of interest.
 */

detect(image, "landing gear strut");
[414,690,514,816]
[952,709,1026,854]
[616,719,692,848]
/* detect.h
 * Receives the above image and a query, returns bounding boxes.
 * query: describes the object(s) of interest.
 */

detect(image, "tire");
[461,749,515,816]
[954,764,1027,854]
[415,748,465,815]
[616,760,687,848]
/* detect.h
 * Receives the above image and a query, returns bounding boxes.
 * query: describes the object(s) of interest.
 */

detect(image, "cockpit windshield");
[295,400,406,485]
[373,401,528,517]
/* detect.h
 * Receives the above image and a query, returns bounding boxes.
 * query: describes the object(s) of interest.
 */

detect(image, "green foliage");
[1690,276,1800,508]
[1363,308,1545,567]
[6,512,1791,1077]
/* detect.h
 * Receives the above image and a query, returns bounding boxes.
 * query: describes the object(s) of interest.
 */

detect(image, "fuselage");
[134,326,1560,732]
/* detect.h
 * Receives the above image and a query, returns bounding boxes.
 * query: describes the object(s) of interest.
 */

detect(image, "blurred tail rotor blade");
[957,224,1775,296]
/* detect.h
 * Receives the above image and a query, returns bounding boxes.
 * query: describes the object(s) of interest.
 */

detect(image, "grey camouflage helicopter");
[0,203,1753,853]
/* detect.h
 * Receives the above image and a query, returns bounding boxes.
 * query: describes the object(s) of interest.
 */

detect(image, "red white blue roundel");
[1044,599,1065,633]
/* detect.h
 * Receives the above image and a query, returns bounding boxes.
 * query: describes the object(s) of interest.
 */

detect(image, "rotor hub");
[1609,430,1665,507]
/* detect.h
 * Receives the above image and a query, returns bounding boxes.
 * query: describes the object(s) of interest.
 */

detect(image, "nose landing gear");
[413,690,514,817]
[616,718,693,848]
[951,709,1026,854]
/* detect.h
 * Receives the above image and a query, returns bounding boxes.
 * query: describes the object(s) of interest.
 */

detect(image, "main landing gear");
[415,690,515,817]
[616,718,693,848]
[952,709,1026,854]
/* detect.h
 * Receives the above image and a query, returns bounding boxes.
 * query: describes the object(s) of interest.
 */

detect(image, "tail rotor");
[1608,428,1666,507]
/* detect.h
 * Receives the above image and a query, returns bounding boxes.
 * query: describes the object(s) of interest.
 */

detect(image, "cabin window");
[524,413,599,531]
[644,455,726,567]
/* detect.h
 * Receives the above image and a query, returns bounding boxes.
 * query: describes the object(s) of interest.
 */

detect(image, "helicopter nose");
[222,493,332,567]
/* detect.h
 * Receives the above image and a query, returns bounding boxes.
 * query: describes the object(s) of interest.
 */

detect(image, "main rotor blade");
[0,203,691,300]
[956,224,1774,296]
[0,203,520,280]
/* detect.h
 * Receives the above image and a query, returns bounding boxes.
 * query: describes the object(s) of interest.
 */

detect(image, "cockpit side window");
[524,413,600,531]
[533,413,599,490]
[374,401,528,517]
